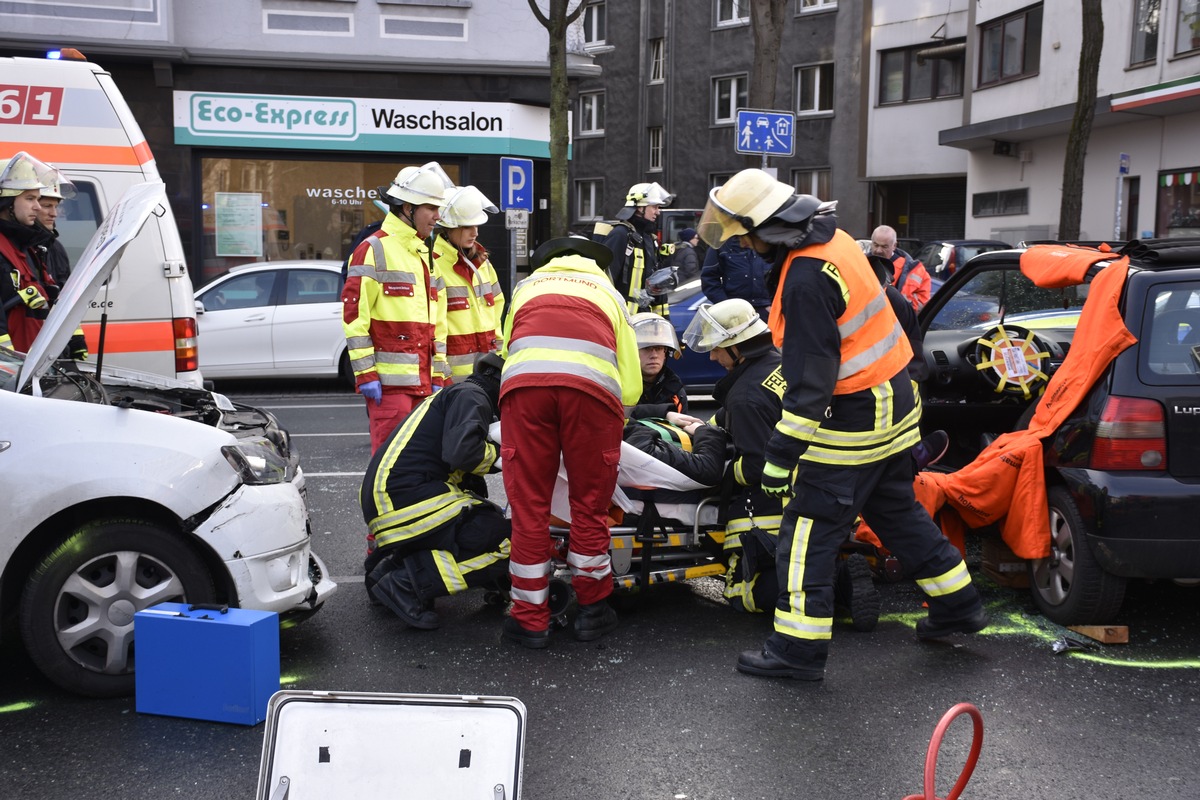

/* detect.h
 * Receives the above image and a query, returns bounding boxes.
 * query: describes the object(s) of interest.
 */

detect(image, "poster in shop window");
[215,192,264,257]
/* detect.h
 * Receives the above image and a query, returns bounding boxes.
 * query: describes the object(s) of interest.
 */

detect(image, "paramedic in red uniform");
[342,161,454,452]
[498,237,642,649]
[697,169,986,681]
[0,152,57,352]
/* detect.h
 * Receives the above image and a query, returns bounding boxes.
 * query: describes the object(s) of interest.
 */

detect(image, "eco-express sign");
[173,90,552,157]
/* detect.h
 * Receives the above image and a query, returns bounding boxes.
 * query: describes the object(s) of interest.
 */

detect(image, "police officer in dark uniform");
[697,169,987,681]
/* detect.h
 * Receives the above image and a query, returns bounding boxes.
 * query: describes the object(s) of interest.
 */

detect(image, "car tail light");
[174,317,199,373]
[1091,396,1166,470]
[945,249,957,276]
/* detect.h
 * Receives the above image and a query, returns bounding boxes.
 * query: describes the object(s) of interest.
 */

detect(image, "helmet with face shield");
[681,298,770,353]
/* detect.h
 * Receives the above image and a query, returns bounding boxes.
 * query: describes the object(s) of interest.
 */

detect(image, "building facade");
[0,0,598,291]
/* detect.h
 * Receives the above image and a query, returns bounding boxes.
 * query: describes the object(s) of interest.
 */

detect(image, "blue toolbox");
[134,602,280,726]
[255,691,527,799]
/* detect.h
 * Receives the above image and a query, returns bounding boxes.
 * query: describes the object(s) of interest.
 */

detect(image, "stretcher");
[489,423,732,618]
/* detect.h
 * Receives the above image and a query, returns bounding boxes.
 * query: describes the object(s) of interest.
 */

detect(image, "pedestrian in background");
[498,236,641,649]
[700,236,773,322]
[342,161,454,452]
[671,226,701,284]
[433,185,505,382]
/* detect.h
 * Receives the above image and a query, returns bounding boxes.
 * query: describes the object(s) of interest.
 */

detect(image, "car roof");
[226,260,342,274]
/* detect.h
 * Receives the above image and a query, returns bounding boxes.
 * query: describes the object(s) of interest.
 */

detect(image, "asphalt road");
[2,380,1199,800]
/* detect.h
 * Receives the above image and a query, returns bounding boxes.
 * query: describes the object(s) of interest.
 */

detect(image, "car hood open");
[17,182,166,393]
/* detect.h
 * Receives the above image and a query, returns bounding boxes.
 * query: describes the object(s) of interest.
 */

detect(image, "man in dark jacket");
[700,237,773,322]
[361,353,510,630]
[670,227,701,285]
[597,181,674,316]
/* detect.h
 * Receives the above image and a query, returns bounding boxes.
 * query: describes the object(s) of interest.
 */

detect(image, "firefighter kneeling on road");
[697,169,987,681]
[362,352,511,630]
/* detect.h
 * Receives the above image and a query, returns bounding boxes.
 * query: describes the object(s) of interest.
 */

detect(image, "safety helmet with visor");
[37,163,77,201]
[0,152,56,198]
[437,185,498,229]
[384,161,454,207]
[630,312,681,358]
[696,168,797,248]
[615,181,675,220]
[682,298,769,353]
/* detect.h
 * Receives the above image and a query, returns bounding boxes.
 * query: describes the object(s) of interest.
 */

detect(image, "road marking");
[305,471,367,477]
[290,432,369,437]
[256,403,362,409]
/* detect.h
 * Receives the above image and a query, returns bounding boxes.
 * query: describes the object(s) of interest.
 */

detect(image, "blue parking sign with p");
[500,157,533,211]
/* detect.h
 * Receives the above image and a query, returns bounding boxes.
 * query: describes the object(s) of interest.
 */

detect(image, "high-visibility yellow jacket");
[433,236,505,381]
[500,254,642,418]
[342,213,449,394]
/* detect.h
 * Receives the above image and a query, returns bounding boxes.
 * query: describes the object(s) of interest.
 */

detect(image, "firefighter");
[361,352,510,630]
[682,298,784,615]
[597,181,674,317]
[342,161,455,452]
[32,164,88,360]
[697,169,986,681]
[499,236,642,649]
[433,185,505,382]
[0,152,57,352]
[628,311,694,422]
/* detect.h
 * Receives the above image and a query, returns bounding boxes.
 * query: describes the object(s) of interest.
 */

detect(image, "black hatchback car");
[917,238,1200,625]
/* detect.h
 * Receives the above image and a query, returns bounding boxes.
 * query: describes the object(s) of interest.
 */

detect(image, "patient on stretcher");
[618,417,729,523]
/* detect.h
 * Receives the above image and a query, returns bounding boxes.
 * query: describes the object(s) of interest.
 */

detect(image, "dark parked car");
[916,239,1012,279]
[916,239,1200,625]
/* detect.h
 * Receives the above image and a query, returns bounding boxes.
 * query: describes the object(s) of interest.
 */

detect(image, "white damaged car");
[0,183,336,697]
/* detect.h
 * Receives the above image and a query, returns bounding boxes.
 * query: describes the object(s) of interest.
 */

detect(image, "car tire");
[1028,487,1126,625]
[338,349,355,388]
[18,519,216,698]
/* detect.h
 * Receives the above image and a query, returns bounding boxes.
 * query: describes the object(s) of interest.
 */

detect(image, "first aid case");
[134,602,279,725]
[255,691,527,800]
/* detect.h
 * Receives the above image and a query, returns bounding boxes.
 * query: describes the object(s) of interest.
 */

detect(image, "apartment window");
[648,127,664,172]
[879,42,964,104]
[793,168,831,199]
[582,1,606,45]
[713,74,748,124]
[716,0,748,26]
[799,0,836,11]
[1131,0,1160,65]
[1177,0,1200,54]
[649,38,665,83]
[576,179,603,221]
[973,188,1029,217]
[979,5,1042,87]
[796,63,834,115]
[579,91,605,135]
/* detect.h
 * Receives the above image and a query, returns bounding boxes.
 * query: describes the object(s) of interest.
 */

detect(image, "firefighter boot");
[370,562,440,630]
[836,552,881,632]
[736,647,824,681]
[916,607,989,640]
[501,616,549,649]
[574,600,618,642]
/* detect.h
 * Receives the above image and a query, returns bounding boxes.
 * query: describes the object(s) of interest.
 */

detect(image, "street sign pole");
[500,157,534,297]
[1115,153,1130,240]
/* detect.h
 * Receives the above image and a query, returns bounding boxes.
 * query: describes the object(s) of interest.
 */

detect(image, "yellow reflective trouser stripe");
[370,494,478,543]
[772,514,833,641]
[722,555,764,613]
[916,560,973,597]
[723,515,782,551]
[457,538,511,578]
[431,550,468,595]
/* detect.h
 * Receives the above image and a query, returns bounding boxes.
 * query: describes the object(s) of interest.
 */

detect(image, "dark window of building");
[1177,0,1200,54]
[979,5,1042,87]
[972,188,1030,217]
[796,63,834,115]
[1131,0,1160,65]
[879,42,964,104]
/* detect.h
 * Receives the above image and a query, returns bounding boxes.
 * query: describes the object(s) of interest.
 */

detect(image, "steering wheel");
[971,323,1050,399]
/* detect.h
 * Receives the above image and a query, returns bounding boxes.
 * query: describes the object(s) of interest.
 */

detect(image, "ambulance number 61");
[0,85,64,126]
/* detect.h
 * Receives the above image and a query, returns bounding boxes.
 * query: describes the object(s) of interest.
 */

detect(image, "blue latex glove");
[761,461,795,500]
[360,380,382,405]
[431,384,442,393]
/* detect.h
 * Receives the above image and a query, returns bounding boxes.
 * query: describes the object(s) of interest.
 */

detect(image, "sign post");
[735,108,796,170]
[500,157,533,295]
[1115,153,1130,240]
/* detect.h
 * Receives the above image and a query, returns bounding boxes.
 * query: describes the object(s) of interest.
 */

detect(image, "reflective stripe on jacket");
[434,236,506,380]
[341,213,449,394]
[500,254,642,417]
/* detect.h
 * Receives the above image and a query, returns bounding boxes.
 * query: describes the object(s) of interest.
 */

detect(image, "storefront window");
[197,156,460,286]
[1157,169,1200,238]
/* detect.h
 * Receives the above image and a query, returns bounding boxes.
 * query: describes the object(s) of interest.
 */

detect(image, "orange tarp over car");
[859,245,1138,559]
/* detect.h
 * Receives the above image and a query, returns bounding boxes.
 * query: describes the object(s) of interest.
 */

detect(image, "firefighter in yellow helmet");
[342,161,454,452]
[432,185,506,382]
[0,152,58,352]
[32,163,87,360]
[597,181,674,317]
[698,169,986,681]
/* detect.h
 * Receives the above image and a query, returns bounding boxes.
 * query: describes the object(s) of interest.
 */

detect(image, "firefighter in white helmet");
[0,152,58,352]
[342,161,455,452]
[32,163,88,360]
[432,185,506,382]
[698,168,986,681]
[596,181,674,317]
[628,311,698,424]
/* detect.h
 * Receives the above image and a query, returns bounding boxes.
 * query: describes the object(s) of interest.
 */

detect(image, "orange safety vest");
[767,229,911,394]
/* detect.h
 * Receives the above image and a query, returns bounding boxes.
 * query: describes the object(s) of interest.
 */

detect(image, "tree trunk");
[1058,0,1103,241]
[527,0,586,238]
[746,0,787,168]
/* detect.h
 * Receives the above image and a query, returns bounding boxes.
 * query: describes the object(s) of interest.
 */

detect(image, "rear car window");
[1142,283,1200,380]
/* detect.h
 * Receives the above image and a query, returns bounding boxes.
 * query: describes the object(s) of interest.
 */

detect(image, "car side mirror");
[194,300,205,315]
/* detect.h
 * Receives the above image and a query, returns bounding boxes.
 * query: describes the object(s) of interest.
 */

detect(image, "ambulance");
[0,51,201,384]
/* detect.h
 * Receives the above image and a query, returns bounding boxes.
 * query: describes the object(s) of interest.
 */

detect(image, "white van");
[0,52,201,384]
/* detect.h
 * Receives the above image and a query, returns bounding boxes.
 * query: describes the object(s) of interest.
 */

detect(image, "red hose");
[901,703,984,800]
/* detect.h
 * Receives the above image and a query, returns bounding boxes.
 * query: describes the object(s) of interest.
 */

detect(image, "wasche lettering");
[370,107,503,133]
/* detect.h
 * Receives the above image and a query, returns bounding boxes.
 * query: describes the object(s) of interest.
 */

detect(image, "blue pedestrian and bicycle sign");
[735,108,795,157]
